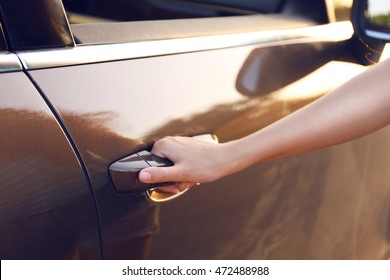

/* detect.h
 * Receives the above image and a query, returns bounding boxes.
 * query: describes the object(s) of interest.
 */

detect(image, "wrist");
[218,139,255,177]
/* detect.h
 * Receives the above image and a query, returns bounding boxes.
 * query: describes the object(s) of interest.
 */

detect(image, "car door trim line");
[16,22,353,70]
[0,52,23,72]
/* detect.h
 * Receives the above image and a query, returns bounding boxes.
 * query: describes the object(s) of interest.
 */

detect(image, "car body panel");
[0,66,100,259]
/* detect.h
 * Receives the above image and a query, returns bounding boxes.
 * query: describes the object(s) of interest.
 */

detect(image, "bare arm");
[139,58,390,188]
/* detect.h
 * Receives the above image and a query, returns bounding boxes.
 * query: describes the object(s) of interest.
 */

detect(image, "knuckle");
[154,136,173,150]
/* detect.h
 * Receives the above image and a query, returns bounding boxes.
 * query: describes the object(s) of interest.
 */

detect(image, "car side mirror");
[352,0,390,42]
[349,0,389,65]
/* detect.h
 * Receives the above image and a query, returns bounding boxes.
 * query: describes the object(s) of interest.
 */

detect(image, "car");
[1,0,389,260]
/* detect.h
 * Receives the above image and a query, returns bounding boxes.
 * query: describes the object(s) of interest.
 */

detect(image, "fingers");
[178,182,197,191]
[139,166,174,184]
[139,167,199,194]
[156,184,180,194]
[139,166,199,184]
[157,182,196,194]
[138,135,223,185]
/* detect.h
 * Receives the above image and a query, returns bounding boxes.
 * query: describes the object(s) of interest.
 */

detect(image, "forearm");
[226,58,390,174]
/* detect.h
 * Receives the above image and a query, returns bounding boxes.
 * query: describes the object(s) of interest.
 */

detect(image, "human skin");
[139,58,390,193]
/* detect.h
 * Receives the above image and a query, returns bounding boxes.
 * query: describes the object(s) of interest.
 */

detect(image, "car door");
[4,0,390,259]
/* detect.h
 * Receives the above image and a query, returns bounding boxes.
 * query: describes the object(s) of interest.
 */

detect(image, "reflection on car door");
[0,54,100,259]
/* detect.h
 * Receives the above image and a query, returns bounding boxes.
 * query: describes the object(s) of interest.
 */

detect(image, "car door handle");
[109,150,175,193]
[109,134,218,194]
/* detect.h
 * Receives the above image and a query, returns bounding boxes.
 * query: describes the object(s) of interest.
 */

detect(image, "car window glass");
[63,0,286,23]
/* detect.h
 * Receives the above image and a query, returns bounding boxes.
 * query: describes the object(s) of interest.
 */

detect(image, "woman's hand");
[139,136,231,193]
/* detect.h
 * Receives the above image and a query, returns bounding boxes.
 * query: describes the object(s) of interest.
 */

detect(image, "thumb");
[139,166,175,183]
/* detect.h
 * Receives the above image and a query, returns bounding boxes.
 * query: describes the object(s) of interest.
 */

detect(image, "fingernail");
[139,171,152,182]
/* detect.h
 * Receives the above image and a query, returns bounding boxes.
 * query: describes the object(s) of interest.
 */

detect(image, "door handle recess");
[109,134,218,194]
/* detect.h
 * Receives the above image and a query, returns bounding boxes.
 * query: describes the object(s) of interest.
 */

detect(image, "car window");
[63,0,340,24]
[63,0,286,22]
[0,0,74,50]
